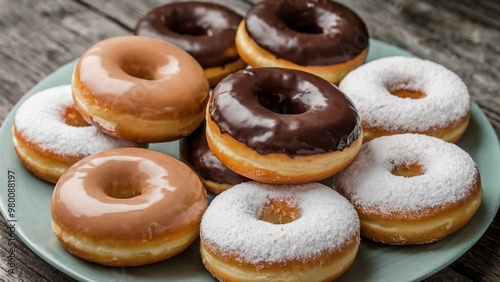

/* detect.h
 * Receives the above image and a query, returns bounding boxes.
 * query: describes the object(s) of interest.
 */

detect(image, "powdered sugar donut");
[339,56,470,142]
[200,181,360,281]
[12,85,144,183]
[334,134,482,245]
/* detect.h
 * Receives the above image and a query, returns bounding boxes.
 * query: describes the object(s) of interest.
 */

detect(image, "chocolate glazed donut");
[210,67,361,157]
[245,0,369,66]
[180,122,249,194]
[135,1,242,68]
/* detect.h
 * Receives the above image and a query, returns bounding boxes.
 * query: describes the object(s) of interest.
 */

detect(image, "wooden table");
[1,0,499,281]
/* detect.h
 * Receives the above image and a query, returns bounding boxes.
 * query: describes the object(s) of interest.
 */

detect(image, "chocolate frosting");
[135,1,242,68]
[209,67,361,157]
[245,0,369,66]
[180,122,249,185]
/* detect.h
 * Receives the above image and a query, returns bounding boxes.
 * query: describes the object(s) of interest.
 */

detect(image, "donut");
[51,147,207,266]
[200,181,360,282]
[339,56,471,143]
[72,35,209,143]
[135,1,246,87]
[235,0,369,84]
[11,85,143,183]
[180,122,249,195]
[206,67,362,184]
[334,134,482,245]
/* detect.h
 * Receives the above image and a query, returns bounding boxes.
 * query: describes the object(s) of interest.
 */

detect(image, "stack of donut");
[51,35,211,267]
[13,34,211,184]
[133,3,365,279]
[11,0,483,281]
[332,55,481,245]
[198,57,480,281]
[14,34,211,266]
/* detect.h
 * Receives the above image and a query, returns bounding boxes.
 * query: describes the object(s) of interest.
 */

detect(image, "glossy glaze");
[245,0,369,66]
[73,36,209,118]
[209,67,361,156]
[51,148,207,240]
[180,122,249,185]
[135,1,242,68]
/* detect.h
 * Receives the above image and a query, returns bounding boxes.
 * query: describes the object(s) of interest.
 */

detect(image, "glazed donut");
[180,122,249,195]
[11,85,143,183]
[51,147,207,266]
[236,0,369,84]
[72,35,209,143]
[200,181,360,282]
[135,1,246,87]
[339,56,471,143]
[334,134,482,245]
[206,67,362,184]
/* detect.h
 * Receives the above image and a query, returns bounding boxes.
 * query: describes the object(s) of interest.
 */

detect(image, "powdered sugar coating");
[334,134,478,215]
[200,182,360,264]
[14,85,143,156]
[339,56,470,131]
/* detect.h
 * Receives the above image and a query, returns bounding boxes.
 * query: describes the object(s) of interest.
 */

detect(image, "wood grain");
[0,0,499,281]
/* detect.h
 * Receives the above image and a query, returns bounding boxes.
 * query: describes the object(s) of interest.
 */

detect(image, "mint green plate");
[1,39,499,282]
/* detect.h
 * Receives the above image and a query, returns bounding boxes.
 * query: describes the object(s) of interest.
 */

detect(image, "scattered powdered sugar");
[14,85,142,156]
[200,182,360,264]
[339,56,470,131]
[334,134,478,214]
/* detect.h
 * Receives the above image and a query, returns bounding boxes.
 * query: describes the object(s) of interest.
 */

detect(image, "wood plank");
[423,267,471,282]
[0,217,73,281]
[452,212,500,280]
[78,0,252,30]
[0,0,128,126]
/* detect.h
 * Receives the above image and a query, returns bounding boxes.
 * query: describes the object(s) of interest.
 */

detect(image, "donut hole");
[391,162,424,178]
[259,198,301,224]
[165,13,210,36]
[279,11,323,34]
[168,21,209,36]
[121,61,156,81]
[103,178,144,199]
[63,105,90,127]
[283,19,323,34]
[391,89,426,99]
[256,89,308,115]
[388,83,426,99]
